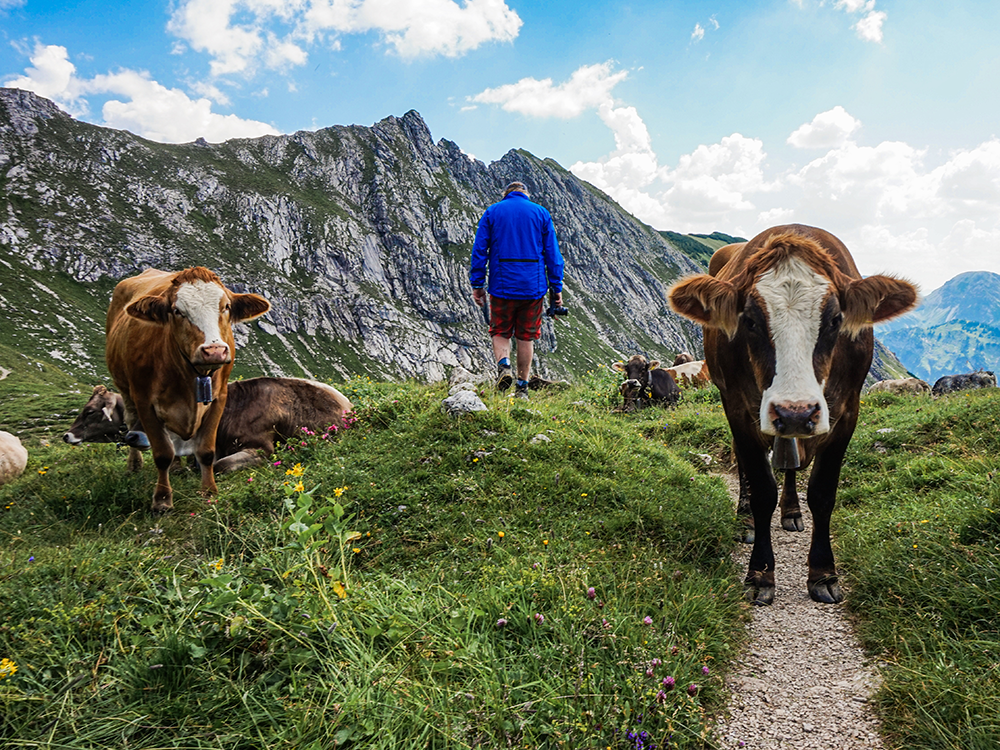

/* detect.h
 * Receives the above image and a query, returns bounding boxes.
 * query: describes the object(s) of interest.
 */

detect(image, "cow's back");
[217,377,353,456]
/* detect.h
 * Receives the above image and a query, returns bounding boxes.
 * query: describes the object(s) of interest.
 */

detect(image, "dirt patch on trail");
[711,475,886,749]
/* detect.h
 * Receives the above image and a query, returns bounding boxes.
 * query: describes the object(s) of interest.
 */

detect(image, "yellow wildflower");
[0,658,16,679]
[294,481,305,493]
[285,463,305,477]
[333,486,348,497]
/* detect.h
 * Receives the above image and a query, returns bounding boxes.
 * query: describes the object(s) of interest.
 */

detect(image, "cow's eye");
[826,313,843,332]
[172,307,184,318]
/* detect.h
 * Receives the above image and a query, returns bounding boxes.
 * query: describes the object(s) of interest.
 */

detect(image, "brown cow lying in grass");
[64,377,353,474]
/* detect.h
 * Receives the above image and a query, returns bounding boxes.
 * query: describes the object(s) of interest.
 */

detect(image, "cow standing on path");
[669,226,917,605]
[106,267,270,512]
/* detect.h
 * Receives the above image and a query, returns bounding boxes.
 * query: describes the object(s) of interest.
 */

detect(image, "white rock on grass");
[442,390,487,415]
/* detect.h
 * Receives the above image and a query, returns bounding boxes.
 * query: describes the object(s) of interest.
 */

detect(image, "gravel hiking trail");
[712,476,886,750]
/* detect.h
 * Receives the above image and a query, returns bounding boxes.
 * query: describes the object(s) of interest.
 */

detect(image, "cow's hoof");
[150,495,173,514]
[781,515,805,532]
[125,430,150,449]
[808,577,844,604]
[744,570,775,605]
[744,583,775,606]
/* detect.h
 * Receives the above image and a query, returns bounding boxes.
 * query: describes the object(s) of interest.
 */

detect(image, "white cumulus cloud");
[787,106,862,149]
[168,0,523,77]
[4,43,89,116]
[797,0,887,44]
[853,9,887,43]
[470,61,628,119]
[3,43,279,143]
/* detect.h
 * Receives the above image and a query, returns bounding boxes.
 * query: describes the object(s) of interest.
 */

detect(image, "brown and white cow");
[64,378,353,474]
[666,359,711,388]
[669,225,917,605]
[613,355,680,412]
[672,352,695,366]
[106,267,270,512]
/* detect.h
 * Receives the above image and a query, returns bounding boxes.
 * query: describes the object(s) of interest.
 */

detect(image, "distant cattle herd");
[0,228,998,609]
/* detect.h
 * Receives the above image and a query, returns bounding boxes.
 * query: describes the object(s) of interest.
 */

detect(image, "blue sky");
[2,0,1000,294]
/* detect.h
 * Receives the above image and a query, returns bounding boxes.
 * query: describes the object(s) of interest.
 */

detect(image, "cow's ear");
[668,275,739,338]
[648,360,660,371]
[612,361,626,372]
[231,293,271,323]
[842,275,919,338]
[126,295,172,323]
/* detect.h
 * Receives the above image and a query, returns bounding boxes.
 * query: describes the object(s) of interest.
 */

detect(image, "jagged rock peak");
[0,87,71,136]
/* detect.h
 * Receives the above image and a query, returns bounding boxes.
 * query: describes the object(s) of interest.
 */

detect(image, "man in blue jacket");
[470,181,565,400]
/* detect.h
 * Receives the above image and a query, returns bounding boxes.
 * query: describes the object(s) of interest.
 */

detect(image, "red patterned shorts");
[489,296,544,341]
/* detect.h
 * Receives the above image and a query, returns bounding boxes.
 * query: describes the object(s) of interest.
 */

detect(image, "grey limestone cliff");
[0,88,704,383]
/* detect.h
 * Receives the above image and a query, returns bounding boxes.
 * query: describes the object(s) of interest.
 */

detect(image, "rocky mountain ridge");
[0,87,908,387]
[1,87,711,384]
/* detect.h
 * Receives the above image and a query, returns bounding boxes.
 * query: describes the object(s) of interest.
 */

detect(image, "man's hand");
[472,288,486,307]
[551,291,563,308]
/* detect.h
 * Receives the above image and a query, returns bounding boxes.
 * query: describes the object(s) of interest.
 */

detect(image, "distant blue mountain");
[876,271,1000,383]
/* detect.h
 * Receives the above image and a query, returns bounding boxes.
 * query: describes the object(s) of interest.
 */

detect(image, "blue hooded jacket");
[470,191,564,300]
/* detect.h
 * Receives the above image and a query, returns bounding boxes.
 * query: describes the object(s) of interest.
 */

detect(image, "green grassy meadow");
[1,369,998,749]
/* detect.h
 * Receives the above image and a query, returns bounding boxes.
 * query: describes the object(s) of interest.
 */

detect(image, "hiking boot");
[496,363,513,392]
[514,383,530,400]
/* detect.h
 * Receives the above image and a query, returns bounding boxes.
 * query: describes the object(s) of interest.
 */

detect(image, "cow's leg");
[736,438,779,605]
[804,442,849,604]
[734,450,754,544]
[779,470,805,532]
[194,398,225,497]
[120,392,144,471]
[135,404,175,513]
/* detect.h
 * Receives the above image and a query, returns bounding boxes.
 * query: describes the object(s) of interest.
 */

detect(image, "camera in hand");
[545,304,569,318]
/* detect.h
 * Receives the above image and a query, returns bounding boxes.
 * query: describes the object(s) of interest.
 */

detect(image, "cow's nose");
[63,432,80,445]
[770,402,821,436]
[199,343,230,364]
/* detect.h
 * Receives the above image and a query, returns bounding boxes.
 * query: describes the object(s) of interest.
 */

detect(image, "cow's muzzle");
[769,402,822,437]
[197,343,231,366]
[619,378,642,393]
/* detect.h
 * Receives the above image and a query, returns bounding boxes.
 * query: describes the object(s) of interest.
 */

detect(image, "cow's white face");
[174,280,230,366]
[754,256,833,437]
